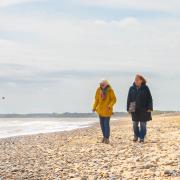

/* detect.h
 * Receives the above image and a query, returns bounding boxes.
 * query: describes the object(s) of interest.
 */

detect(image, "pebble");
[81,176,88,180]
[93,176,98,180]
[110,176,116,180]
[143,163,155,169]
[164,169,173,176]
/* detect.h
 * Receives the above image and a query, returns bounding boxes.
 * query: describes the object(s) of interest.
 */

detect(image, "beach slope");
[0,115,180,179]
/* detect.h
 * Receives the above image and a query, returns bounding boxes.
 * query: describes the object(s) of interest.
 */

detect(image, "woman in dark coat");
[127,75,153,143]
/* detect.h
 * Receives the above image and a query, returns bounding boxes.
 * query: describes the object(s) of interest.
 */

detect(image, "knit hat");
[100,79,110,88]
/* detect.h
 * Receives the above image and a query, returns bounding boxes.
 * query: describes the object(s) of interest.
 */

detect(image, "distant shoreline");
[0,111,179,118]
[0,112,128,118]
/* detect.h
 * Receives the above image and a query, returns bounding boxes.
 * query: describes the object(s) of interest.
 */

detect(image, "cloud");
[113,17,141,28]
[0,0,45,7]
[0,2,180,112]
[0,13,180,75]
[93,17,141,28]
[0,62,158,85]
[80,0,180,13]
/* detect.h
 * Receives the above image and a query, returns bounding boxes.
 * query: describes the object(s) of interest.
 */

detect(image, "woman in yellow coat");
[93,80,117,144]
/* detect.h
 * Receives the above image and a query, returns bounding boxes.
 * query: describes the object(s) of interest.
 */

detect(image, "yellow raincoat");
[93,87,117,117]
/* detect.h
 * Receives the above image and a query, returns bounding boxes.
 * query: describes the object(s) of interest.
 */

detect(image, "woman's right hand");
[106,106,111,112]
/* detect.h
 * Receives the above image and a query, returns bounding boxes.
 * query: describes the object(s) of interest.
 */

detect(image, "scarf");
[100,85,110,100]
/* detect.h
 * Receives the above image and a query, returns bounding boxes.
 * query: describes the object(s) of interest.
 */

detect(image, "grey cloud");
[0,63,160,86]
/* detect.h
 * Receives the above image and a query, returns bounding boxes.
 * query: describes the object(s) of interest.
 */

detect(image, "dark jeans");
[133,121,147,140]
[99,116,110,139]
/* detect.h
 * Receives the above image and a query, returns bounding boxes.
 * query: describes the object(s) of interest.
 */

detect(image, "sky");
[0,0,180,113]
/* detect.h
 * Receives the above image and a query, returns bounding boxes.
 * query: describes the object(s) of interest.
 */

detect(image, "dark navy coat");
[127,83,153,122]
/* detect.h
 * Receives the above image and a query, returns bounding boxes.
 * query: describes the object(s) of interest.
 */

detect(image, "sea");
[0,117,118,139]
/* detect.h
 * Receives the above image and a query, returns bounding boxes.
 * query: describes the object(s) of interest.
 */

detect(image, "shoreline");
[0,116,122,140]
[0,117,98,140]
[0,115,180,179]
[0,123,96,141]
[0,114,177,140]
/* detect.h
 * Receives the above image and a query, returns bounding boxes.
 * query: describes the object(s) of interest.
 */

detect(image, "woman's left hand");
[147,109,151,112]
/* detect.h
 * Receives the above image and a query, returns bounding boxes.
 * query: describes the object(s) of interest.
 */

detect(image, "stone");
[110,176,116,180]
[93,176,98,180]
[143,163,155,169]
[81,176,88,180]
[155,171,161,177]
[164,170,173,176]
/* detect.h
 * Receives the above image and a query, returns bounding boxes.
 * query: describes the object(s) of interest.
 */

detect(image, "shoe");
[104,138,110,144]
[139,139,144,143]
[102,138,105,143]
[133,137,138,142]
